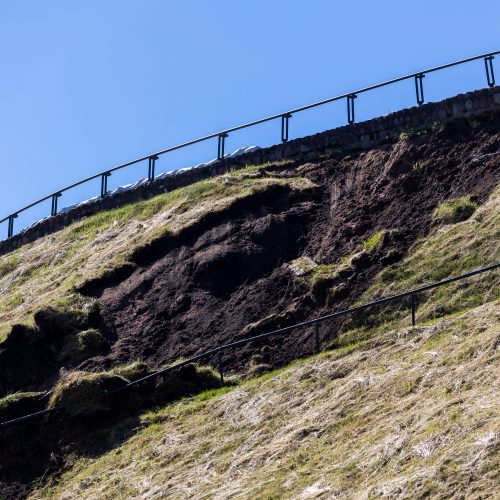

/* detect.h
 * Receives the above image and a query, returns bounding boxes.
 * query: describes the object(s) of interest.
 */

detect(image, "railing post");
[218,351,224,386]
[281,113,292,143]
[148,155,159,182]
[411,293,417,326]
[484,56,496,87]
[415,74,425,105]
[315,323,320,354]
[218,133,228,160]
[7,214,17,238]
[347,94,357,124]
[100,172,111,198]
[51,193,62,217]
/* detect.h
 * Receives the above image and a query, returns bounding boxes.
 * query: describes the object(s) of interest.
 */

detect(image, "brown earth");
[80,115,500,374]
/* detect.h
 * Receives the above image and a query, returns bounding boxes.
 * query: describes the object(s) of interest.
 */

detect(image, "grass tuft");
[0,391,45,422]
[48,372,128,418]
[362,230,386,252]
[432,195,478,225]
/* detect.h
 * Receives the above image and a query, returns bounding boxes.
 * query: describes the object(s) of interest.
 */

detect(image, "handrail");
[1,262,498,428]
[1,51,498,236]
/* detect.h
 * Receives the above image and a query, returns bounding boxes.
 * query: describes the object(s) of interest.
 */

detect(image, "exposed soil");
[2,116,500,398]
[83,115,500,374]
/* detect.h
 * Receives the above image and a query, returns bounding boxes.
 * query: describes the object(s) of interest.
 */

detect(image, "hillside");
[0,108,499,498]
[32,300,500,499]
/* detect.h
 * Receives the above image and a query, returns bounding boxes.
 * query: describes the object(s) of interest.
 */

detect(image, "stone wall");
[1,86,499,256]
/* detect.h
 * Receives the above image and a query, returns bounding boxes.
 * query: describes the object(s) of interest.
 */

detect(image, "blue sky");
[1,0,499,234]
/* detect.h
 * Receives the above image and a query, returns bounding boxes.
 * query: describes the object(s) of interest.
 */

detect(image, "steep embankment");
[32,300,500,499]
[84,116,500,373]
[0,111,499,497]
[30,176,500,498]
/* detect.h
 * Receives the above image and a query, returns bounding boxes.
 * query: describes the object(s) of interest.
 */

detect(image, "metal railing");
[1,51,498,240]
[1,262,498,429]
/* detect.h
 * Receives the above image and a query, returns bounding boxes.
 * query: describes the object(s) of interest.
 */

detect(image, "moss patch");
[362,230,386,252]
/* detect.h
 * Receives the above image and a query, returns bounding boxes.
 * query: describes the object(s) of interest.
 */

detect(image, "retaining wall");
[1,86,499,255]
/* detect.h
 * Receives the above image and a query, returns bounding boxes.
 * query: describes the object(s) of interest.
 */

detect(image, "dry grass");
[32,299,500,499]
[0,169,314,340]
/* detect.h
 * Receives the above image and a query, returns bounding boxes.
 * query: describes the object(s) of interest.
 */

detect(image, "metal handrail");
[1,262,498,428]
[1,51,498,237]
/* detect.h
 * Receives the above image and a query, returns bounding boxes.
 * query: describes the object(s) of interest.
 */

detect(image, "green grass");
[33,300,500,499]
[58,329,109,365]
[432,195,478,225]
[361,230,386,252]
[341,186,500,339]
[399,121,444,141]
[311,263,338,283]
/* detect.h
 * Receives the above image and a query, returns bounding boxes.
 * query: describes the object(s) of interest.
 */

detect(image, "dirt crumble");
[82,116,500,373]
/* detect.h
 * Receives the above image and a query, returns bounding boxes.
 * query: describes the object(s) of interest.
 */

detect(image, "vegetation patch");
[342,186,500,338]
[399,121,444,141]
[111,361,150,382]
[0,391,45,423]
[154,363,222,403]
[45,360,222,421]
[287,256,318,276]
[361,230,386,252]
[33,301,500,499]
[432,195,478,225]
[413,159,430,171]
[48,372,128,418]
[58,329,108,365]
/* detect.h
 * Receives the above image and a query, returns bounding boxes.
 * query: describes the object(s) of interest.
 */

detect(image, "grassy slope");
[0,167,311,340]
[32,186,500,499]
[33,302,499,499]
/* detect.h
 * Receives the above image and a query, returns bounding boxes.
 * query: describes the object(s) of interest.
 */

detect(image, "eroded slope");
[0,113,499,498]
[89,116,500,373]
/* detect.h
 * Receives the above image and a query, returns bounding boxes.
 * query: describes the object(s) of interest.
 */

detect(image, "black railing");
[1,262,498,429]
[1,51,498,240]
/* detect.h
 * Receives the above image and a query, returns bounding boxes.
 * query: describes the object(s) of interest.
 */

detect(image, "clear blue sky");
[1,0,499,233]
